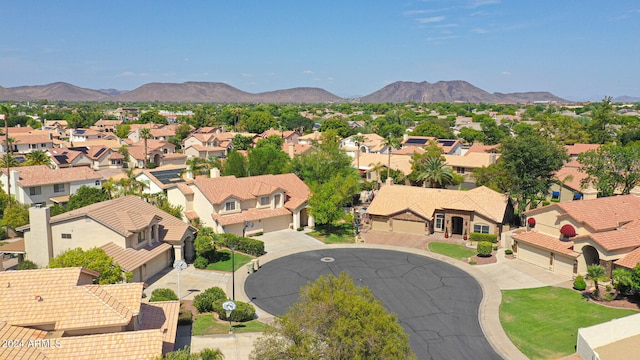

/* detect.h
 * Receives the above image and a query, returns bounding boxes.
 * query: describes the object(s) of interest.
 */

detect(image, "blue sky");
[1,1,638,100]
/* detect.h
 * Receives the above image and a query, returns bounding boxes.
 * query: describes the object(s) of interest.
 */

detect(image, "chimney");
[582,186,598,200]
[220,125,226,133]
[385,177,394,186]
[288,143,295,158]
[27,206,54,268]
[210,167,221,178]
[48,132,53,141]
[403,133,409,141]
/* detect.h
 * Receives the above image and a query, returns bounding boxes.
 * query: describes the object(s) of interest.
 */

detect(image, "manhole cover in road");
[320,257,335,263]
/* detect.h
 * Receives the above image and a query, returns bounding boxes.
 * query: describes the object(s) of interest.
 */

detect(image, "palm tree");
[140,128,151,168]
[120,168,148,196]
[352,134,366,174]
[184,157,205,178]
[1,105,12,206]
[418,157,454,188]
[25,150,51,166]
[230,107,243,132]
[0,153,19,168]
[382,134,400,180]
[368,162,385,189]
[587,264,606,298]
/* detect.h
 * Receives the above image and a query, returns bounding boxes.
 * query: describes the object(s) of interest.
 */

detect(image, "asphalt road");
[244,248,501,360]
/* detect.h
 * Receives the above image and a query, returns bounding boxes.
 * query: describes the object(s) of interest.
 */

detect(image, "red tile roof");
[1,165,102,186]
[614,247,640,269]
[575,228,640,251]
[512,231,580,257]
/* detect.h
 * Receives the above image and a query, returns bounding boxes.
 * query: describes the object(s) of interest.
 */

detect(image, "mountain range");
[0,80,570,103]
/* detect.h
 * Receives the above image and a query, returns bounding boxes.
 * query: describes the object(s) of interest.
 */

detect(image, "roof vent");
[35,295,43,302]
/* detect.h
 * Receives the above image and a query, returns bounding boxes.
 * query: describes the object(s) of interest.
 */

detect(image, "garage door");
[554,255,575,277]
[393,220,426,235]
[371,219,390,231]
[518,243,550,270]
[262,215,291,233]
[145,250,171,281]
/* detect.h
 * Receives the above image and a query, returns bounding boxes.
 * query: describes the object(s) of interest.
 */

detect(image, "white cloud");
[184,58,190,62]
[241,73,253,78]
[472,28,489,34]
[467,0,500,8]
[501,71,512,76]
[303,70,314,74]
[119,71,136,77]
[327,77,334,81]
[418,16,445,23]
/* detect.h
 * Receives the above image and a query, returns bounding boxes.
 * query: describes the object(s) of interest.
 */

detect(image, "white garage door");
[393,220,426,235]
[145,250,171,281]
[554,255,575,277]
[518,243,550,270]
[371,219,389,231]
[262,215,291,233]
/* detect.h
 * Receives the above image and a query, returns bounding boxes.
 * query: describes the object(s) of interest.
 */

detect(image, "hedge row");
[216,234,265,256]
[477,241,493,257]
[213,300,256,322]
[469,232,498,243]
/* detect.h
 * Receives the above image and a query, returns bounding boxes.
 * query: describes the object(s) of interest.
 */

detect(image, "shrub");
[542,200,551,206]
[194,256,208,269]
[193,287,227,313]
[214,300,256,322]
[215,234,265,256]
[142,292,147,298]
[492,245,498,251]
[16,260,38,270]
[0,228,7,240]
[178,309,193,325]
[504,249,513,255]
[297,227,304,231]
[469,259,477,265]
[605,284,612,292]
[573,275,587,291]
[603,293,615,301]
[150,288,178,302]
[469,232,498,243]
[251,231,264,237]
[477,241,492,257]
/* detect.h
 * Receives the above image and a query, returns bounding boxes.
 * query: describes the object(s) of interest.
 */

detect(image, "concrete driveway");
[144,264,230,301]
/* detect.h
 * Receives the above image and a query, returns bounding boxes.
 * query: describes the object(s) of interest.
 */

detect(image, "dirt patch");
[468,250,498,265]
[181,299,199,315]
[582,292,640,311]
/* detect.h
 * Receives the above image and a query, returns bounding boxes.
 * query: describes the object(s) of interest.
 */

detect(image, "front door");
[451,216,464,235]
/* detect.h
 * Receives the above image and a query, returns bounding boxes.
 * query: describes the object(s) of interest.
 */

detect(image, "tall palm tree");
[382,134,400,180]
[230,107,243,132]
[418,157,454,188]
[368,162,385,188]
[25,150,51,166]
[352,134,365,174]
[1,105,11,206]
[140,128,151,168]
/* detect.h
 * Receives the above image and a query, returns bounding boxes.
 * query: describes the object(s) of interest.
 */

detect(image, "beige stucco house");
[0,267,179,359]
[168,173,313,235]
[366,184,511,237]
[0,165,103,206]
[508,192,640,278]
[17,196,196,282]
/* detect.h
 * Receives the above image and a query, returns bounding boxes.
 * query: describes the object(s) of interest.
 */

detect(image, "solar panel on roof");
[75,129,86,134]
[149,168,187,185]
[69,147,89,154]
[53,155,69,164]
[439,140,455,146]
[405,138,428,145]
[94,148,106,157]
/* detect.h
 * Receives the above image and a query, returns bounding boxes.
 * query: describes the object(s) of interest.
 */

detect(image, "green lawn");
[500,286,637,359]
[428,242,476,260]
[192,314,267,335]
[307,223,356,244]
[205,250,253,272]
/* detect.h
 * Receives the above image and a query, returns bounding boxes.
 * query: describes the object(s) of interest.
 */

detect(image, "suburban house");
[508,191,640,278]
[0,267,179,359]
[0,132,54,155]
[340,133,388,157]
[68,128,104,142]
[0,165,103,206]
[17,196,197,282]
[549,164,591,202]
[564,143,600,161]
[400,135,463,155]
[298,131,322,145]
[258,129,301,144]
[48,148,94,168]
[167,173,313,235]
[134,165,187,195]
[125,140,185,168]
[366,184,512,237]
[94,119,124,133]
[183,133,234,159]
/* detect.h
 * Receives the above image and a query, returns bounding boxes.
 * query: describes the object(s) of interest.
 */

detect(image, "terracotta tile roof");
[443,153,496,168]
[19,196,192,242]
[465,143,499,154]
[614,247,640,269]
[95,119,123,126]
[512,231,580,257]
[139,301,180,354]
[4,126,35,134]
[554,166,589,192]
[213,207,292,226]
[150,128,175,137]
[0,267,97,290]
[2,165,103,187]
[187,144,227,152]
[392,147,423,155]
[101,241,173,272]
[193,173,309,210]
[11,133,53,144]
[42,329,163,360]
[0,322,49,360]
[282,143,312,156]
[355,153,412,174]
[131,139,175,152]
[60,139,123,149]
[176,182,194,195]
[564,143,600,156]
[538,195,640,232]
[367,185,508,223]
[162,152,187,159]
[47,148,84,165]
[575,228,640,251]
[109,151,124,160]
[0,238,25,253]
[184,210,199,220]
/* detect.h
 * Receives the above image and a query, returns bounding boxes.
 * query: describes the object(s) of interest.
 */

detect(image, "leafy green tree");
[480,118,508,145]
[48,247,129,284]
[250,272,415,360]
[612,268,633,295]
[319,118,352,138]
[247,143,290,176]
[499,135,568,222]
[588,97,617,144]
[471,163,512,193]
[150,288,179,302]
[1,203,29,229]
[458,127,486,144]
[308,174,359,230]
[16,260,38,270]
[115,124,131,139]
[67,186,110,210]
[241,111,277,134]
[534,114,589,144]
[578,144,640,197]
[194,234,216,261]
[223,151,248,177]
[412,121,454,138]
[153,346,224,360]
[24,150,51,166]
[280,112,313,132]
[232,134,255,151]
[139,111,168,125]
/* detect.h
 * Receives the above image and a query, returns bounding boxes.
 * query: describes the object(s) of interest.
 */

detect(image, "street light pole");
[231,245,235,301]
